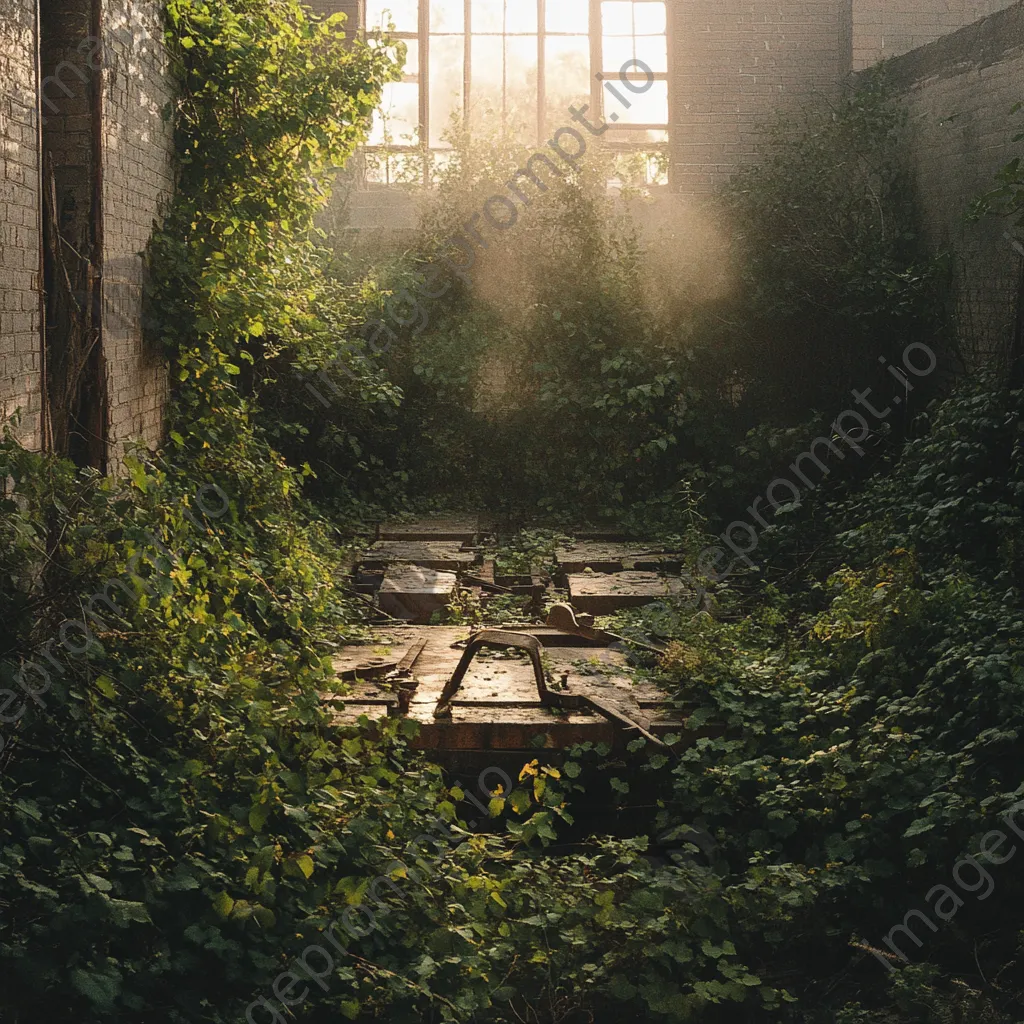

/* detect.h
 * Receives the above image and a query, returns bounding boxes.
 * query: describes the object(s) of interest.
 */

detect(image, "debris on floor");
[323,625,686,759]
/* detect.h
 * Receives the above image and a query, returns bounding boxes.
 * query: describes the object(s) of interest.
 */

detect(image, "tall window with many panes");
[363,0,669,185]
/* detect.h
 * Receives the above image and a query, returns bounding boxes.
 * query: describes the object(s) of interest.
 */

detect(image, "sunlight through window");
[362,0,670,186]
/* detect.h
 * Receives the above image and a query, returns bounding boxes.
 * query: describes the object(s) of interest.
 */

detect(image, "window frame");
[362,0,670,184]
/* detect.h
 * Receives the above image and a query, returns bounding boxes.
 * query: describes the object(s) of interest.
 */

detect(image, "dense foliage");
[615,373,1024,1021]
[289,79,950,522]
[2,0,1022,1020]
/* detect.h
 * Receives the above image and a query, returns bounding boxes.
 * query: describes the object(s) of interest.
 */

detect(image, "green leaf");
[509,788,532,814]
[903,818,935,838]
[70,969,121,1010]
[211,891,235,918]
[108,899,152,926]
[249,803,269,832]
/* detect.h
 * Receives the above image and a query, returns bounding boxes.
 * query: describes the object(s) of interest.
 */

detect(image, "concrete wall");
[102,0,174,462]
[853,0,1017,70]
[668,0,854,193]
[873,1,1024,361]
[0,0,43,450]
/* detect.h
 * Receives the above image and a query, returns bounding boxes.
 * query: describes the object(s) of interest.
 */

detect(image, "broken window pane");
[366,0,418,33]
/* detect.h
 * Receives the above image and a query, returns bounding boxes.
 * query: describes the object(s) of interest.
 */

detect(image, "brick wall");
[0,0,43,450]
[101,0,174,463]
[853,0,1016,70]
[870,1,1024,361]
[669,0,854,193]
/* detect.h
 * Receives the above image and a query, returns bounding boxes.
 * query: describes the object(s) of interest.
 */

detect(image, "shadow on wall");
[865,0,1024,365]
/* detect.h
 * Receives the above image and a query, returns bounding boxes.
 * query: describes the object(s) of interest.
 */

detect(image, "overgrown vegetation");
[2,0,1023,1018]
[289,77,949,523]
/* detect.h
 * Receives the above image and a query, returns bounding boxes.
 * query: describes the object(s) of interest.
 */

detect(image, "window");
[363,0,668,185]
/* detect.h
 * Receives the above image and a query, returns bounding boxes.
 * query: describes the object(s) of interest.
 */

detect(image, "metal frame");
[433,628,672,751]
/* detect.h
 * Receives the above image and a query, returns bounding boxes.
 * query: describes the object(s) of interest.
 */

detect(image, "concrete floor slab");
[378,567,458,623]
[363,541,477,572]
[556,542,682,574]
[324,626,684,754]
[567,571,688,615]
[378,516,481,543]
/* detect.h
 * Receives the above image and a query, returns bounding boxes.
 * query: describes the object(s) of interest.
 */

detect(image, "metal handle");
[434,629,550,717]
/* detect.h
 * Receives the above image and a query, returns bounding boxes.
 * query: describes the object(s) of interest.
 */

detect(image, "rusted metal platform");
[377,567,458,623]
[567,571,688,615]
[363,541,478,572]
[323,625,684,756]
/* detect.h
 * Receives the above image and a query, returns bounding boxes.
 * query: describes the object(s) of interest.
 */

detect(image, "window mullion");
[501,1,508,131]
[420,0,430,183]
[536,0,545,145]
[464,0,472,135]
[589,0,602,122]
